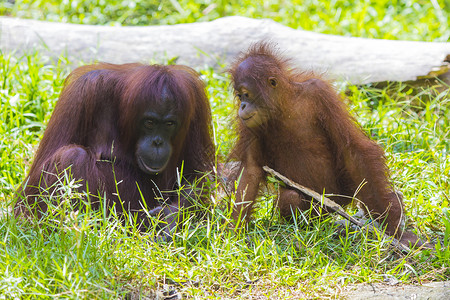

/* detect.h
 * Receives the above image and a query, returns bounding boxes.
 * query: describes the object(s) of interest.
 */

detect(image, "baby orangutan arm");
[232,140,265,224]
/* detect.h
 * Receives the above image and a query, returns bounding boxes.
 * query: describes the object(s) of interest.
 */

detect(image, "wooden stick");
[262,166,411,252]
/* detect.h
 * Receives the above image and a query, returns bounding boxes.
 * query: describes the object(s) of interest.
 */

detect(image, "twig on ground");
[262,165,411,253]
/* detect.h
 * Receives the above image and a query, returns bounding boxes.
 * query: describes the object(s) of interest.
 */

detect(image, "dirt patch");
[342,280,450,299]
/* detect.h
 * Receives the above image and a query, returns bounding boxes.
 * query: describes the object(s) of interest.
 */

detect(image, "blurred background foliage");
[1,0,449,42]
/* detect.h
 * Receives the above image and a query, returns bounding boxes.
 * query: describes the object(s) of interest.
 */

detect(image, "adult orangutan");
[229,41,422,246]
[15,62,214,233]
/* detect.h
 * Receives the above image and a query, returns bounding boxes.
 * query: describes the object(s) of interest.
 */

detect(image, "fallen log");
[1,16,449,84]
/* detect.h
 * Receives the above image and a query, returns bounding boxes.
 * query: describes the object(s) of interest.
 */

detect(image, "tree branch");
[263,165,411,252]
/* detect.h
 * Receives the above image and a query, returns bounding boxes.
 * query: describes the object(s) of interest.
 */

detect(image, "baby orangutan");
[229,41,423,247]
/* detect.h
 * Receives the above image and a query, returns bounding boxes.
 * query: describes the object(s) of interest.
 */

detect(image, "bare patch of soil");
[342,281,450,299]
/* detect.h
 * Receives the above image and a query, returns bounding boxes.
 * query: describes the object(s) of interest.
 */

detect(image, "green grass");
[1,1,450,298]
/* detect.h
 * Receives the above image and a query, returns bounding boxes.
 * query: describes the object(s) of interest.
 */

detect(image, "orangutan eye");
[268,77,278,88]
[144,119,155,129]
[166,121,176,127]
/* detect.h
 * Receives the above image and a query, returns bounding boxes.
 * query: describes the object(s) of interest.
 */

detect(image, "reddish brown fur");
[229,42,419,244]
[16,62,214,227]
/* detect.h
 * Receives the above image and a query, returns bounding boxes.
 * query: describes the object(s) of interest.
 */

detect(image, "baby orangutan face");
[236,87,267,128]
[234,58,278,129]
